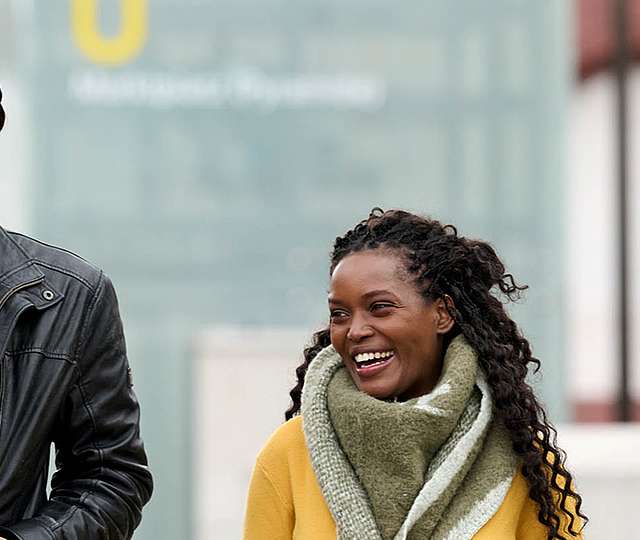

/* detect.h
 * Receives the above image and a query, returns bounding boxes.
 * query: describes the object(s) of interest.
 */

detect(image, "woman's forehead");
[329,251,413,296]
[332,250,403,277]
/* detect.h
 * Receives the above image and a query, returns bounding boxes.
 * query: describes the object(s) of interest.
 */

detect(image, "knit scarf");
[301,335,517,540]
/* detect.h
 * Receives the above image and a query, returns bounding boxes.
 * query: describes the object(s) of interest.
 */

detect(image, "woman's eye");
[329,310,348,321]
[371,302,394,313]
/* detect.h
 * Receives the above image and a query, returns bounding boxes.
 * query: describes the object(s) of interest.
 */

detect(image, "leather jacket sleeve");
[0,273,153,540]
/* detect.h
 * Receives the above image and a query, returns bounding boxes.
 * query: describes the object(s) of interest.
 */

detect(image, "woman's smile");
[352,350,395,378]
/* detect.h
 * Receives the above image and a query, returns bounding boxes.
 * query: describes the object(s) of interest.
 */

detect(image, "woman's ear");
[434,295,456,334]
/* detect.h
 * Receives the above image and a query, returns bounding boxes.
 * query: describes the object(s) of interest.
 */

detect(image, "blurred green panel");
[19,1,570,537]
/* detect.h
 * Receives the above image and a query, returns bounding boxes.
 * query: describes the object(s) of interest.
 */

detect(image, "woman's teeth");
[353,350,394,364]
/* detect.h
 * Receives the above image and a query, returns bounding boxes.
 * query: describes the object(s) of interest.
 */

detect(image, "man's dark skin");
[0,88,152,539]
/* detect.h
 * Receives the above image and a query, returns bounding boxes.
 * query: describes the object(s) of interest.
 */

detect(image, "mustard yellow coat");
[244,417,582,540]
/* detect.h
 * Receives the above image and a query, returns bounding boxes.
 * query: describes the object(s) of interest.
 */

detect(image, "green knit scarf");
[301,335,517,540]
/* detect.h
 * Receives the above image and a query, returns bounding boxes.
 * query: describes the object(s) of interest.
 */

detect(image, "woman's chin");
[356,380,398,400]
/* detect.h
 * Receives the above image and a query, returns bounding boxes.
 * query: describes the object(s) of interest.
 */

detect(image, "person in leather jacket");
[0,89,153,538]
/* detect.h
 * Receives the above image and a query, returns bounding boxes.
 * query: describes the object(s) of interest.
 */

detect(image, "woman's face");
[328,249,454,400]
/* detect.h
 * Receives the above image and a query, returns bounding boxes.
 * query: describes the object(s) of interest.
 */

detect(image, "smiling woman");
[328,251,455,401]
[243,209,586,540]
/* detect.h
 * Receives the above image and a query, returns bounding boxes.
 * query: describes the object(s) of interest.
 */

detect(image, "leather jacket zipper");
[0,276,45,435]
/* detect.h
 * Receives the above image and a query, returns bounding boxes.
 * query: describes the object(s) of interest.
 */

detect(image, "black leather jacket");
[0,227,153,539]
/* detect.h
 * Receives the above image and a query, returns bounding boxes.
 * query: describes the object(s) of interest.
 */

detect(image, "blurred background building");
[0,0,638,538]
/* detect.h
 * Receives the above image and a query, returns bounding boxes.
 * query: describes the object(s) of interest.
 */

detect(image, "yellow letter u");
[71,0,147,66]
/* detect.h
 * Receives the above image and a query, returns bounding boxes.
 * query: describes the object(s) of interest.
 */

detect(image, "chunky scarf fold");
[301,335,517,540]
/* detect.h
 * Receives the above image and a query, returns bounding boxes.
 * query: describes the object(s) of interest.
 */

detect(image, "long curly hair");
[285,208,586,539]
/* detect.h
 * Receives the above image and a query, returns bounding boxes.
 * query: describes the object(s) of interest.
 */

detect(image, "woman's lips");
[354,353,395,378]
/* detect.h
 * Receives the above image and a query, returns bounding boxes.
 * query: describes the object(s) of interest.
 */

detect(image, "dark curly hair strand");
[285,208,586,539]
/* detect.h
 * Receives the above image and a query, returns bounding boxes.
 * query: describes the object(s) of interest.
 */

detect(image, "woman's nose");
[346,315,374,342]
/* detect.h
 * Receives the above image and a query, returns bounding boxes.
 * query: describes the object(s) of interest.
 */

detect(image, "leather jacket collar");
[0,226,62,312]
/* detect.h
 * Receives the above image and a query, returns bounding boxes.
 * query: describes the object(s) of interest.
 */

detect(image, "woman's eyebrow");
[327,289,397,304]
[328,289,397,305]
[362,289,395,300]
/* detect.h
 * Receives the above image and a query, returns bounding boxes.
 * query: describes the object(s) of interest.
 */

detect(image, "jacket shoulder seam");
[73,271,105,363]
[32,259,96,291]
[7,232,92,265]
